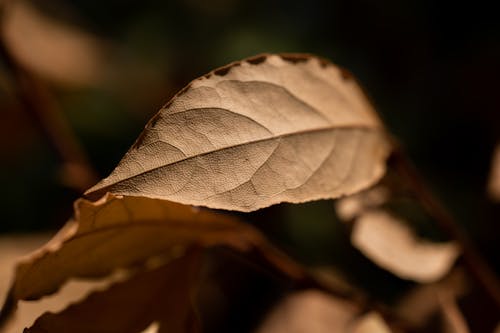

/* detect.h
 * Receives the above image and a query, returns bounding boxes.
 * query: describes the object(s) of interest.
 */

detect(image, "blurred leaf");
[256,290,392,332]
[140,322,160,333]
[351,210,459,283]
[256,290,358,333]
[335,185,390,221]
[2,0,109,86]
[85,53,391,212]
[350,312,392,333]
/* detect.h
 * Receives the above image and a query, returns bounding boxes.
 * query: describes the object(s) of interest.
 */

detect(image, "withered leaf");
[350,312,392,333]
[3,277,124,333]
[0,235,50,306]
[25,252,201,333]
[9,193,291,303]
[335,185,390,221]
[256,290,392,333]
[256,290,359,333]
[2,0,107,86]
[85,53,391,211]
[351,210,459,283]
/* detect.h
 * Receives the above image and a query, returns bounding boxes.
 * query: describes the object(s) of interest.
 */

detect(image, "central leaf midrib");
[91,122,377,193]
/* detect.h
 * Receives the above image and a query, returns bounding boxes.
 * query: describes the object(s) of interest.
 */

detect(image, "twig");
[0,5,98,191]
[226,245,413,332]
[389,141,500,311]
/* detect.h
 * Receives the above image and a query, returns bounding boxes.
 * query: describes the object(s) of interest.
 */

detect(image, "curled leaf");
[3,273,125,333]
[351,210,460,283]
[9,194,266,302]
[86,53,391,211]
[335,185,390,221]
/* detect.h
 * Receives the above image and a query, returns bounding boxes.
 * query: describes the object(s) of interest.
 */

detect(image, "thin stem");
[232,245,413,332]
[0,7,98,191]
[389,142,500,310]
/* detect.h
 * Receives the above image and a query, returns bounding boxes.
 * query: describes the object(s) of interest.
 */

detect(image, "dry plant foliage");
[85,54,390,211]
[25,252,202,333]
[0,53,497,332]
[11,193,273,301]
[256,290,360,333]
[1,0,108,86]
[257,291,391,333]
[335,184,459,282]
[351,210,459,283]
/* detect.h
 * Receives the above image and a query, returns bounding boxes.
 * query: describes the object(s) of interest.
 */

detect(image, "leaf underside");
[85,53,391,212]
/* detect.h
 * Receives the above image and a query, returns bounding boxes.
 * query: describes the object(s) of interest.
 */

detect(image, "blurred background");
[0,0,499,330]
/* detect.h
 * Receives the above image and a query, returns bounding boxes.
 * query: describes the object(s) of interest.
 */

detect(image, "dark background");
[2,0,498,242]
[1,0,499,331]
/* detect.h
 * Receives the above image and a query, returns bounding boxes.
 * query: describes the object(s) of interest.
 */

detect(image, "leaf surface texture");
[86,54,391,211]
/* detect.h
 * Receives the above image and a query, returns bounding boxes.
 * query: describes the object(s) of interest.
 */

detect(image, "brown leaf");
[256,290,392,333]
[9,194,271,302]
[488,143,500,201]
[350,312,392,333]
[3,273,125,333]
[85,53,391,212]
[0,235,50,307]
[351,210,460,282]
[256,290,359,333]
[2,0,108,86]
[335,185,390,221]
[25,251,201,333]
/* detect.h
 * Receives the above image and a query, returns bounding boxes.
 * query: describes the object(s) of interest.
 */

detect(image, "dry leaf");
[335,185,390,221]
[8,193,268,303]
[140,322,160,333]
[256,290,392,333]
[0,235,50,306]
[488,143,500,201]
[350,312,392,333]
[351,210,460,282]
[0,234,130,333]
[2,0,108,86]
[85,53,391,211]
[256,290,359,333]
[3,273,126,333]
[25,252,201,333]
